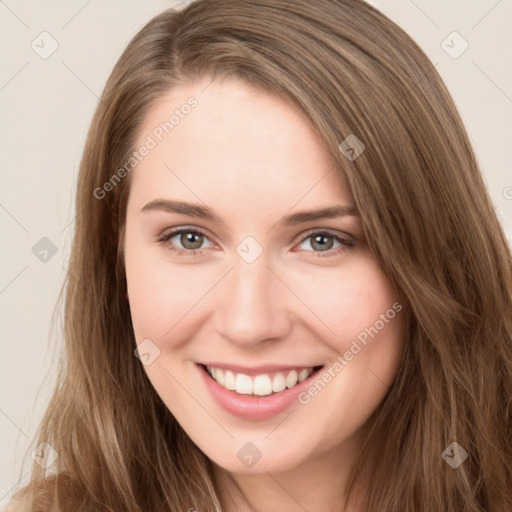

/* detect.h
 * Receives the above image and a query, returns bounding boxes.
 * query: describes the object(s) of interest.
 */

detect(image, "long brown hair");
[9,0,512,510]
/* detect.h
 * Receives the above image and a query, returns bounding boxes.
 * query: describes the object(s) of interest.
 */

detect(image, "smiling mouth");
[199,363,324,396]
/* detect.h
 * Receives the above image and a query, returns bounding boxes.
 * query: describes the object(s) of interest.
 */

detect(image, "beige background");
[1,0,511,506]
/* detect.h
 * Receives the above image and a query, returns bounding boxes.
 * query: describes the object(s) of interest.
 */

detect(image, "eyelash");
[157,227,356,258]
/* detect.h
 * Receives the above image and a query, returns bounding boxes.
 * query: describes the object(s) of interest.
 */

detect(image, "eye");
[158,227,214,257]
[157,227,356,258]
[295,229,355,257]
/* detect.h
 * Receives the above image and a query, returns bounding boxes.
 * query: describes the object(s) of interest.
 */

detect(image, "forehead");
[129,77,352,217]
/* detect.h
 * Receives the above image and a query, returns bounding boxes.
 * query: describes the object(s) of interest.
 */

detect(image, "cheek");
[124,238,220,346]
[125,230,173,340]
[126,258,193,341]
[287,254,403,350]
[293,264,405,444]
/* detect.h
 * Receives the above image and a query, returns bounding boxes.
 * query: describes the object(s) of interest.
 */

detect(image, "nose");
[214,254,292,348]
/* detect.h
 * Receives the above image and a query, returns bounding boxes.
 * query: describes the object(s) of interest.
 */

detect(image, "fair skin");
[124,76,406,511]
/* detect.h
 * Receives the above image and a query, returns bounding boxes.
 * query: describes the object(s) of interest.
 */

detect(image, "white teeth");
[298,368,310,382]
[235,373,253,394]
[225,370,236,390]
[253,375,273,396]
[272,372,287,392]
[215,367,226,387]
[285,370,298,388]
[206,365,315,395]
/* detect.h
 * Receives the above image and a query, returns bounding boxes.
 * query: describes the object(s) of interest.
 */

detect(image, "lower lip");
[197,364,322,420]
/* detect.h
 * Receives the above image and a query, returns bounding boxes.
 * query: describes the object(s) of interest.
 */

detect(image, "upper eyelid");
[299,227,353,241]
[161,226,218,246]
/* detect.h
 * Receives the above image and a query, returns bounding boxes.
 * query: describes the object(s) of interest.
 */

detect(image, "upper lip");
[198,362,324,376]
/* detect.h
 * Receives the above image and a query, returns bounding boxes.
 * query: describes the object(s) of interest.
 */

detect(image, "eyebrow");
[141,199,358,226]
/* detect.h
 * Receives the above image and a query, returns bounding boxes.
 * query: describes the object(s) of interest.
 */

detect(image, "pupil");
[183,232,202,249]
[313,235,332,251]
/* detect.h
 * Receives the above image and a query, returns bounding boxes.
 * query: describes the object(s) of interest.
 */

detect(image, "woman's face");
[124,76,406,475]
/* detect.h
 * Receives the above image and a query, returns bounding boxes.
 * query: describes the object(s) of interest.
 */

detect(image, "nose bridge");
[214,251,291,346]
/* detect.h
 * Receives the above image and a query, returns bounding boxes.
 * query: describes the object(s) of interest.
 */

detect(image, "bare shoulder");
[5,497,27,512]
[5,494,31,512]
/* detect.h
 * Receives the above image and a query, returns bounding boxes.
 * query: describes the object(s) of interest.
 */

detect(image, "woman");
[8,0,512,510]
